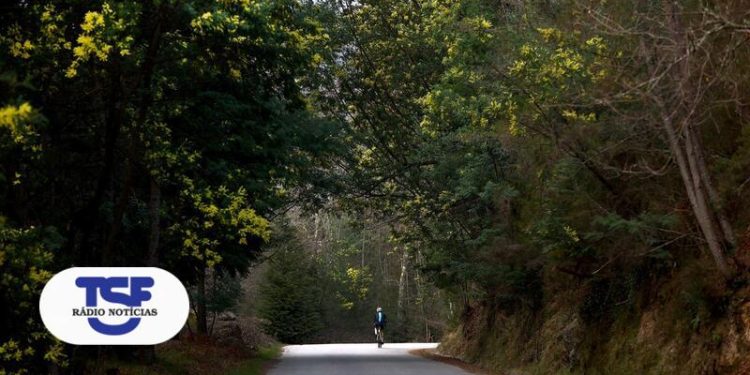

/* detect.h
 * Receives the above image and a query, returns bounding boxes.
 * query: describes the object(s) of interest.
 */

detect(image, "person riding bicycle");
[373,306,387,347]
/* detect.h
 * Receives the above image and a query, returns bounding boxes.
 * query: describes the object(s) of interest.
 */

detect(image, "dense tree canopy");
[312,0,750,296]
[1,0,339,371]
[2,0,750,373]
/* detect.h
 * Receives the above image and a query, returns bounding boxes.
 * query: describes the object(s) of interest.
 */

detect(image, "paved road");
[267,343,469,375]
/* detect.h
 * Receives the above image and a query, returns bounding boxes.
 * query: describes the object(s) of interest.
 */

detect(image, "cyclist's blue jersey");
[374,311,387,327]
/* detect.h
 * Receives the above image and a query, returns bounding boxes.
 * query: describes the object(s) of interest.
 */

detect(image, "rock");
[719,325,739,368]
[740,302,750,344]
[214,321,244,346]
[238,316,277,350]
[218,311,237,321]
[637,310,657,344]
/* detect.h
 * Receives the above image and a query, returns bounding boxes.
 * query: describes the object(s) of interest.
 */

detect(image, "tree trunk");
[397,248,408,322]
[413,250,430,341]
[361,231,366,268]
[102,160,135,265]
[314,212,320,255]
[658,0,733,277]
[102,8,164,263]
[689,124,736,249]
[147,176,161,266]
[73,61,124,265]
[140,176,161,363]
[196,267,208,335]
[660,110,731,276]
[684,124,732,276]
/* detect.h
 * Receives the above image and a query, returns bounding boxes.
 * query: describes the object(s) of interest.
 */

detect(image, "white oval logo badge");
[39,267,189,345]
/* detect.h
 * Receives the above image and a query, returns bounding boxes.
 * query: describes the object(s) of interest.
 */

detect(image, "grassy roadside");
[227,345,282,375]
[97,339,282,375]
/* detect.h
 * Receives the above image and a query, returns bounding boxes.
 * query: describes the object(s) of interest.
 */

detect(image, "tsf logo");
[40,268,189,345]
[75,277,155,335]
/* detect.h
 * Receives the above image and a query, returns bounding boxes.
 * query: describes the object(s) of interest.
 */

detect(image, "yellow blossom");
[82,11,105,32]
[9,40,34,59]
[0,103,33,129]
[562,109,596,122]
[520,44,533,56]
[537,27,561,42]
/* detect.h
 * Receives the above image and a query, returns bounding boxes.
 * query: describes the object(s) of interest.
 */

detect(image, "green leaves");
[66,2,139,77]
[0,222,66,372]
[172,185,270,269]
[259,228,323,344]
[0,102,43,146]
[0,0,341,367]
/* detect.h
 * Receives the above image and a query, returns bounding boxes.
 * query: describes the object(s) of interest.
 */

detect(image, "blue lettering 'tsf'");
[75,277,154,335]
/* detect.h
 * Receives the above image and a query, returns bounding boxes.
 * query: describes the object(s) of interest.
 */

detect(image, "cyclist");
[373,306,387,347]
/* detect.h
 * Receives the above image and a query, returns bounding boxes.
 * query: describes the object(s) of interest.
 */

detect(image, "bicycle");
[374,326,384,348]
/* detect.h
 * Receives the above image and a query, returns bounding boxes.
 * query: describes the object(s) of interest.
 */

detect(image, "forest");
[1,0,750,374]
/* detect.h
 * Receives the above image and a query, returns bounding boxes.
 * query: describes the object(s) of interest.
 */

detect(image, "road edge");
[259,345,283,375]
[408,348,491,374]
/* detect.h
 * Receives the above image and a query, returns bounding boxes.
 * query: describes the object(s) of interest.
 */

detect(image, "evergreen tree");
[259,230,323,344]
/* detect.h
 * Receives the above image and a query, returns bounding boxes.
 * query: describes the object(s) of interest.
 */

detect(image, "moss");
[440,258,740,375]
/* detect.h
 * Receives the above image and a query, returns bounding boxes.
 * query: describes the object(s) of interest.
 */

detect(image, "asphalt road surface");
[267,343,470,375]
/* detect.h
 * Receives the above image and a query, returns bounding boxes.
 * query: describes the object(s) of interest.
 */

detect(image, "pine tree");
[259,237,323,344]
